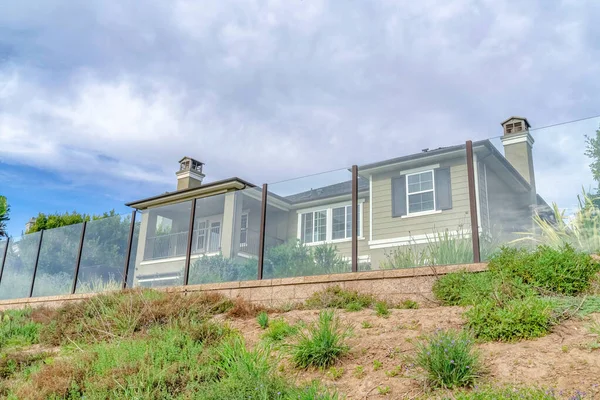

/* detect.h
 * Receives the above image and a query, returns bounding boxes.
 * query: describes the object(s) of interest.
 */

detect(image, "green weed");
[353,365,365,378]
[451,385,556,399]
[373,359,383,371]
[361,321,373,329]
[263,318,298,342]
[327,366,344,380]
[377,386,391,395]
[375,301,390,318]
[257,311,269,329]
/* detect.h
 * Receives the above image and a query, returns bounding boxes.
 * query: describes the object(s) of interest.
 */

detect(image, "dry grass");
[225,297,266,318]
[39,289,236,345]
[13,356,91,400]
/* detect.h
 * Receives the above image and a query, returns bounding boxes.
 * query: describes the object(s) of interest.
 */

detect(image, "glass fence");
[1,116,599,300]
[480,116,600,258]
[264,168,354,279]
[358,145,473,270]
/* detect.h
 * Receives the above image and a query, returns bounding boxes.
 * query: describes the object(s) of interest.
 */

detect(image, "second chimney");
[500,116,536,191]
[176,156,205,190]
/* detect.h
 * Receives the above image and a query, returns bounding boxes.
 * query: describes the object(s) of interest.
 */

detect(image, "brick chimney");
[176,156,205,190]
[500,117,536,190]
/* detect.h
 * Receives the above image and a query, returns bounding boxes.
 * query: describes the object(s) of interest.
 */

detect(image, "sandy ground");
[227,307,600,399]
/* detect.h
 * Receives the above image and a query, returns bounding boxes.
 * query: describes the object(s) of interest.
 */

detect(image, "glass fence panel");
[125,211,142,289]
[32,223,83,297]
[131,201,192,288]
[75,214,131,294]
[189,187,262,285]
[482,116,600,258]
[264,168,354,279]
[0,232,42,300]
[360,146,473,270]
[0,239,7,272]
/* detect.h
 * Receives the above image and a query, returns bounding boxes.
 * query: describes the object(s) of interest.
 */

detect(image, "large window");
[407,170,435,214]
[299,204,361,244]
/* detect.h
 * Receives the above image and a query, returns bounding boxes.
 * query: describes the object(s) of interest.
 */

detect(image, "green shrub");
[488,245,599,296]
[414,329,481,389]
[264,241,348,279]
[465,297,553,342]
[263,318,298,342]
[374,301,390,318]
[257,311,269,329]
[305,286,374,310]
[291,310,349,369]
[433,270,533,307]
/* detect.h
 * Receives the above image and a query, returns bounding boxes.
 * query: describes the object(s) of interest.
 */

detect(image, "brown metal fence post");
[257,184,268,280]
[351,165,358,273]
[0,237,10,287]
[466,140,481,263]
[71,221,87,294]
[28,230,45,298]
[121,210,137,290]
[183,199,197,286]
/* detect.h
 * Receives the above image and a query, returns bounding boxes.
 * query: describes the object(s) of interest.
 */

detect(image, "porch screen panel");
[362,146,473,271]
[75,213,131,294]
[263,168,353,279]
[189,188,261,285]
[32,223,83,297]
[132,201,192,289]
[482,117,600,259]
[0,232,42,300]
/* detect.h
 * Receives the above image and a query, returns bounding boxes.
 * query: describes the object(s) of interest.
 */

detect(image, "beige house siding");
[370,159,471,242]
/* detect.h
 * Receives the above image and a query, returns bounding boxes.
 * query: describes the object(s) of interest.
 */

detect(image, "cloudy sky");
[1,0,600,235]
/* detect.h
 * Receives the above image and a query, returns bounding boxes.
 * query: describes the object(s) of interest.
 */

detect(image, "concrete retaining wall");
[0,263,487,311]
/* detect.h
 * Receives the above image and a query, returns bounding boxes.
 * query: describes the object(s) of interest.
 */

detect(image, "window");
[195,220,207,251]
[406,170,435,214]
[332,205,360,240]
[299,204,361,244]
[301,210,327,244]
[240,213,248,246]
[209,222,221,253]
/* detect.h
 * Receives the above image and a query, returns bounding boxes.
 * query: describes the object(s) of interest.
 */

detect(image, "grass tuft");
[257,311,269,329]
[262,318,299,342]
[291,310,350,369]
[414,329,481,389]
[375,301,390,318]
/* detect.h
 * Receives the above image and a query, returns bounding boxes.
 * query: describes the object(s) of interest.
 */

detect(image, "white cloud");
[1,0,600,208]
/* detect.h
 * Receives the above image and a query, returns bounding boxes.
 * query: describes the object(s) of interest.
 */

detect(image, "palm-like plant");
[0,196,9,238]
[515,189,600,254]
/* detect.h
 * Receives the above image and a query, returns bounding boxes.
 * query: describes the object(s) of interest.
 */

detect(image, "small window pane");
[332,207,346,240]
[314,210,327,242]
[408,191,435,213]
[301,213,313,243]
[407,171,433,193]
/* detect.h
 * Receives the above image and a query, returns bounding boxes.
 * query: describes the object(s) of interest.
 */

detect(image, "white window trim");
[296,200,365,245]
[406,169,435,215]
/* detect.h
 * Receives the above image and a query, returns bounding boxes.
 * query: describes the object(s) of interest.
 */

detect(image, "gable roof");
[500,116,531,128]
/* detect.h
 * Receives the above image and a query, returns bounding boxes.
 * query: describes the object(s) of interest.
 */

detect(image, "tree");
[0,196,9,238]
[585,126,600,192]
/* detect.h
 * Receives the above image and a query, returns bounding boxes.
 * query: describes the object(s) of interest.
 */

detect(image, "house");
[126,116,548,287]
